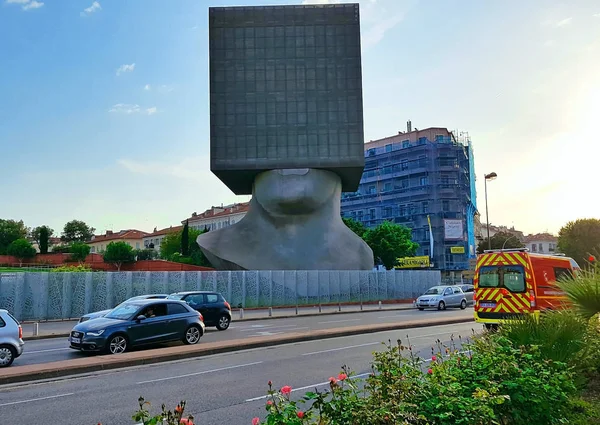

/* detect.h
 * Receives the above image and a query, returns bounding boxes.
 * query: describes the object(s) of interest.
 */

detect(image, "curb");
[3,317,475,385]
[22,305,415,341]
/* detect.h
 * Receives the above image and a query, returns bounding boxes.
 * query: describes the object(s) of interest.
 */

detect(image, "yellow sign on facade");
[450,246,465,254]
[396,256,430,269]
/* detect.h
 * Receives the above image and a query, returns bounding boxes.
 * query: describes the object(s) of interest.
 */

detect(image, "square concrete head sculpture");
[209,3,365,194]
[199,3,374,270]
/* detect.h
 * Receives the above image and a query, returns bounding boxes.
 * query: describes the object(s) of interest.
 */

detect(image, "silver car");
[459,284,475,305]
[415,286,468,311]
[0,309,24,367]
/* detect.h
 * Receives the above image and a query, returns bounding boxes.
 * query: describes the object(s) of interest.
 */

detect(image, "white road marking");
[302,342,380,356]
[318,319,361,324]
[136,361,263,385]
[0,393,74,407]
[245,373,371,402]
[238,324,303,331]
[23,348,69,355]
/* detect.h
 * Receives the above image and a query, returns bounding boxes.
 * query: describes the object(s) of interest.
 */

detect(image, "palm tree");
[557,256,600,320]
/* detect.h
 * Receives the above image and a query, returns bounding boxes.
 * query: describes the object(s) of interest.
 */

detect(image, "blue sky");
[1,0,599,236]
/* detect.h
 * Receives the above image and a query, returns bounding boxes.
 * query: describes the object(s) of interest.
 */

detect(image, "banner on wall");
[444,219,464,240]
[395,256,431,269]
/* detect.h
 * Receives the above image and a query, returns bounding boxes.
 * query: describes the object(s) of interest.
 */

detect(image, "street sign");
[395,256,430,269]
[469,259,477,269]
[451,246,465,254]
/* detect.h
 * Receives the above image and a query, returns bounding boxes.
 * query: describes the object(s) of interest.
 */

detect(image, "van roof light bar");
[483,248,529,254]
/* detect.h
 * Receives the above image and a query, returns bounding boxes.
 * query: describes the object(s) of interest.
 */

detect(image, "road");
[14,308,473,367]
[0,321,478,425]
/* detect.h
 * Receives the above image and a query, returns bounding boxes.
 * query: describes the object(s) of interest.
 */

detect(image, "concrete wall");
[0,270,441,321]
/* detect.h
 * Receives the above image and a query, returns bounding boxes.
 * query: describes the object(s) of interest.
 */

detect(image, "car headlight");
[86,330,105,337]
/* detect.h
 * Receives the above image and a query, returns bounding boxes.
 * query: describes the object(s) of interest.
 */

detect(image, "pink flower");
[427,368,433,374]
[431,355,437,362]
[297,411,305,419]
[266,400,273,406]
[281,385,292,396]
[329,376,337,384]
[252,418,260,425]
[338,373,347,381]
[180,419,194,425]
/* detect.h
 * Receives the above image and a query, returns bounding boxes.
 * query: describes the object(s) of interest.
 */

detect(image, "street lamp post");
[484,172,498,251]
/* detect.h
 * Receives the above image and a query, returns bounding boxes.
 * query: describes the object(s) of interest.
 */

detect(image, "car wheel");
[418,307,425,311]
[437,301,446,311]
[0,345,16,368]
[106,334,128,354]
[183,325,202,345]
[216,315,231,331]
[460,300,467,310]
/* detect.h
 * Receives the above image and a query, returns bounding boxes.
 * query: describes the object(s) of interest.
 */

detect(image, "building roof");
[524,233,557,243]
[364,127,455,148]
[184,202,250,223]
[143,225,184,238]
[88,229,149,244]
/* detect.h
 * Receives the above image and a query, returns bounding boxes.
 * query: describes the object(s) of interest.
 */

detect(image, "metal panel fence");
[0,270,441,321]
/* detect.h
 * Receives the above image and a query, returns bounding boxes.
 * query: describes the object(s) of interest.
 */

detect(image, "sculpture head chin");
[253,168,341,216]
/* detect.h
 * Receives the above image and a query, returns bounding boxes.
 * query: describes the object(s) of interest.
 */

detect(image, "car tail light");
[224,301,231,311]
[473,292,478,301]
[501,288,509,296]
[529,291,536,308]
[198,312,204,322]
[18,325,22,339]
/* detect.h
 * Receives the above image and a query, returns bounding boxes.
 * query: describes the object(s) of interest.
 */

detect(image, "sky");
[1,0,599,237]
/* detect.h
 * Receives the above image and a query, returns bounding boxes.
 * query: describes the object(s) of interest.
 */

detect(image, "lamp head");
[485,172,498,181]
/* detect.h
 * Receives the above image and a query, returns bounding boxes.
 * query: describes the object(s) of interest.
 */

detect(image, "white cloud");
[593,13,600,18]
[81,1,101,17]
[8,0,45,11]
[555,17,572,27]
[6,0,31,4]
[144,84,151,91]
[109,103,140,114]
[109,104,157,115]
[362,14,405,49]
[116,63,135,76]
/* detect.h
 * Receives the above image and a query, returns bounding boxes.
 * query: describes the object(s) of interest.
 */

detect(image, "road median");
[2,316,475,385]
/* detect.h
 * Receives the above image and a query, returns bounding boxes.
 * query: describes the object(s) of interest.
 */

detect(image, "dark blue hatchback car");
[69,299,205,354]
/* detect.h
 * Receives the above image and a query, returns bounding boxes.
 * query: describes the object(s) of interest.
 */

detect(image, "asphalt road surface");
[13,308,474,367]
[0,321,479,425]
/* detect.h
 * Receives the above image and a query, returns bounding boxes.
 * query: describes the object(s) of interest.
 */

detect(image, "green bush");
[50,264,92,272]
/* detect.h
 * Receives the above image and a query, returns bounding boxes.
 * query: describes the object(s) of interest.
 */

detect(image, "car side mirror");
[136,315,146,321]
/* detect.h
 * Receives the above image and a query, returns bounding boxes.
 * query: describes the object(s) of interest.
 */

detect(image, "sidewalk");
[21,302,414,340]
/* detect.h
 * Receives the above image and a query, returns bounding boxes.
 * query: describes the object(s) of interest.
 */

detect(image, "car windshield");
[167,294,185,300]
[424,287,443,295]
[479,265,526,292]
[105,303,139,320]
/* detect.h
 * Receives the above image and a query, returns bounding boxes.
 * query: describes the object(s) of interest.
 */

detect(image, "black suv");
[168,291,232,330]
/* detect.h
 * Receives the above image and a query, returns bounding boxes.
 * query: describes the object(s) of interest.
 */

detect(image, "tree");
[363,221,419,270]
[134,249,158,261]
[104,241,135,271]
[477,231,525,254]
[30,225,54,246]
[0,219,28,255]
[343,217,368,239]
[160,227,211,267]
[7,238,36,266]
[181,220,190,256]
[558,218,600,267]
[70,242,91,263]
[32,225,54,254]
[61,220,95,243]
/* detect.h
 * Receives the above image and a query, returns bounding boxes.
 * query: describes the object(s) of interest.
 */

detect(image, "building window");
[90,246,96,253]
[549,243,555,252]
[538,243,543,253]
[368,185,376,194]
[418,137,426,145]
[357,211,363,220]
[385,144,392,152]
[399,205,407,216]
[383,206,392,217]
[418,155,427,168]
[384,182,392,192]
[401,178,409,188]
[442,200,450,212]
[422,201,429,213]
[423,248,430,257]
[367,148,376,156]
[420,176,428,186]
[401,159,409,171]
[136,242,140,249]
[531,244,537,252]
[402,140,410,148]
[369,208,376,220]
[382,166,392,174]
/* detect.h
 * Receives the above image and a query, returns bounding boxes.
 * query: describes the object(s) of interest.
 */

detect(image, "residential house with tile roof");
[87,229,150,253]
[523,232,558,254]
[183,202,250,231]
[143,225,184,252]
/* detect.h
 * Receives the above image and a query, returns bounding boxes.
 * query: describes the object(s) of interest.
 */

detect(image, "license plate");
[71,337,81,344]
[480,302,496,308]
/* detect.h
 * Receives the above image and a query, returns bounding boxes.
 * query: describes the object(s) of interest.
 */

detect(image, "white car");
[415,286,468,311]
[0,309,24,367]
